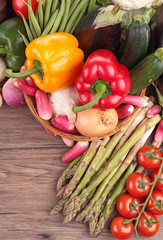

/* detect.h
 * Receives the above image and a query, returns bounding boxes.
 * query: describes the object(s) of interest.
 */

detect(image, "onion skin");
[75,108,118,137]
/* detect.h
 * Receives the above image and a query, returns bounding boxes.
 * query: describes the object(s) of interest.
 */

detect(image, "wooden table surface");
[0,102,163,240]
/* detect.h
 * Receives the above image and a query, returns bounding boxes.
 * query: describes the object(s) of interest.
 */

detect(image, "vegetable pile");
[51,103,163,237]
[0,0,163,239]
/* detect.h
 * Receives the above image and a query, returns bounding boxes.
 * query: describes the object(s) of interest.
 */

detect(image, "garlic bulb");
[48,85,82,123]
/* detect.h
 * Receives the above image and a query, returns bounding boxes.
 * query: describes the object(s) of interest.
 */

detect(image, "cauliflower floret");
[112,0,154,10]
[147,0,163,7]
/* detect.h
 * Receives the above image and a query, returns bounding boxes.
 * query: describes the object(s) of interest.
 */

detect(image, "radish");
[35,89,52,120]
[62,141,89,163]
[51,118,78,134]
[146,105,161,118]
[122,95,148,107]
[53,115,75,130]
[116,104,134,119]
[12,78,37,96]
[2,78,26,108]
[61,137,74,147]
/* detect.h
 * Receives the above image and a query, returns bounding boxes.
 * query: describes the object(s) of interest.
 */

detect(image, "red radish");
[62,141,89,163]
[44,127,56,136]
[35,89,52,120]
[54,115,75,130]
[146,105,161,118]
[51,119,78,134]
[20,65,26,73]
[12,78,37,96]
[25,76,36,87]
[122,95,148,107]
[115,104,134,119]
[154,119,163,144]
[61,137,74,147]
[20,65,36,87]
[2,78,26,108]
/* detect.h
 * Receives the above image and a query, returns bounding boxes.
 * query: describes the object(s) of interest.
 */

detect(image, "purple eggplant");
[151,5,163,95]
[0,0,7,23]
[151,4,163,50]
[75,5,122,59]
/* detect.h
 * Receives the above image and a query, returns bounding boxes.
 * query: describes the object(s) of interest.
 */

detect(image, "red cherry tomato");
[110,216,134,240]
[137,145,162,170]
[151,167,163,191]
[126,173,152,198]
[12,0,39,19]
[137,211,159,237]
[117,193,142,219]
[146,190,163,215]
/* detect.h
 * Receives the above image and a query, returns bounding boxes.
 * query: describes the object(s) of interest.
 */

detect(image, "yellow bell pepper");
[25,32,84,93]
[4,32,84,93]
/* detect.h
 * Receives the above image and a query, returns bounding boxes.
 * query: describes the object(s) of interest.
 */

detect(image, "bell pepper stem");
[4,67,39,78]
[73,83,107,113]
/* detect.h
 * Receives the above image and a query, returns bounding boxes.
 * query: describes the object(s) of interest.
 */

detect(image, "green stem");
[73,83,107,113]
[4,68,38,78]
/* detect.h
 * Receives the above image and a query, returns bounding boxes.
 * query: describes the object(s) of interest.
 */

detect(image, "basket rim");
[24,89,146,142]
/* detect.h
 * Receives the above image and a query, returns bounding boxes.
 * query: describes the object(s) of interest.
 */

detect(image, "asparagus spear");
[66,158,83,180]
[50,199,67,215]
[65,143,108,199]
[110,99,154,159]
[63,114,161,223]
[57,155,82,192]
[93,160,138,236]
[63,140,102,199]
[65,137,110,182]
[88,125,155,233]
[57,184,68,199]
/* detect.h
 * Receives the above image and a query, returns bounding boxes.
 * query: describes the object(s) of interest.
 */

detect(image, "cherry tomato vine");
[113,145,163,238]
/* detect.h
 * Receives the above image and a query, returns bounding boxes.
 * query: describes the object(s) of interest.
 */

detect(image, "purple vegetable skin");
[151,5,163,95]
[2,78,26,108]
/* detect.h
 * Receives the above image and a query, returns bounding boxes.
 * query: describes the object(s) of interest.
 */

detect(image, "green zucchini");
[129,48,163,95]
[118,15,150,70]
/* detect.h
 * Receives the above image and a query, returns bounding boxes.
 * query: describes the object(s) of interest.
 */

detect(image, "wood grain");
[0,103,163,240]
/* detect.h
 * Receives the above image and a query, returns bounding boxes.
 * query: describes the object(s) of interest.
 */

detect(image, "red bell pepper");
[73,49,131,112]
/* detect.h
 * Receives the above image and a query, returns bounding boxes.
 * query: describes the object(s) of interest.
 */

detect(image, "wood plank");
[0,103,163,240]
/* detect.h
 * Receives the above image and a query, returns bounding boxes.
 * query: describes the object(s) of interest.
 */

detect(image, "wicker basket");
[24,89,146,142]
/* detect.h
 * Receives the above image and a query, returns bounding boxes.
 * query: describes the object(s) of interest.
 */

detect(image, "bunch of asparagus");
[50,97,162,236]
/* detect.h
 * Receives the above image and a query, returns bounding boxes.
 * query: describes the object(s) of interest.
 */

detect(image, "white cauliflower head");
[112,0,154,10]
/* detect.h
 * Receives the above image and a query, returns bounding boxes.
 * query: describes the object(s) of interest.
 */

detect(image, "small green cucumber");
[118,15,150,70]
[129,48,163,95]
